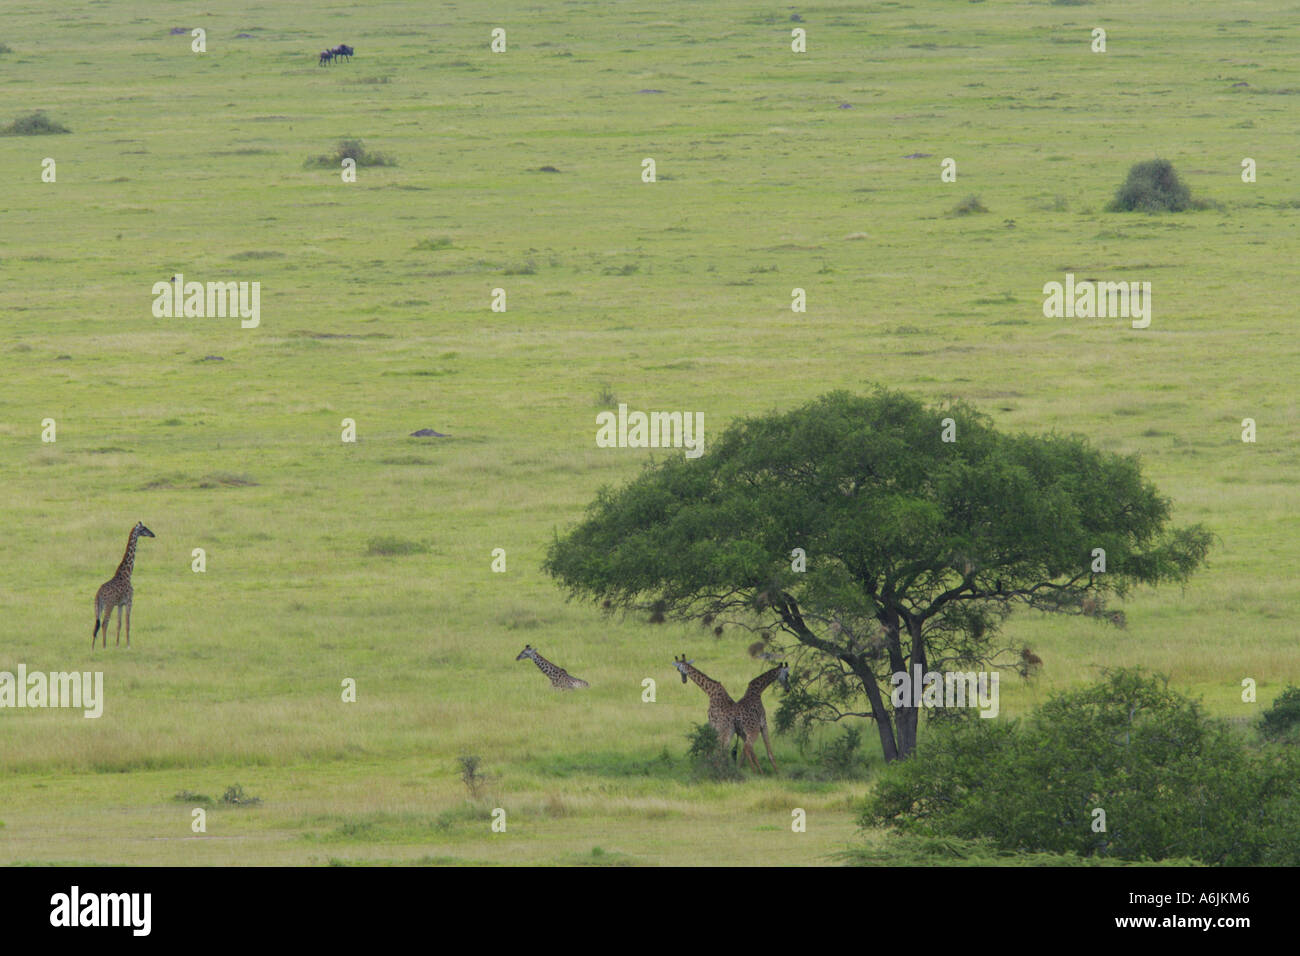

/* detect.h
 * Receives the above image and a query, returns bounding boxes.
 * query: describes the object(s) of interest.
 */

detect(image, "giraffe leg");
[743,733,762,772]
[761,724,779,774]
[115,605,123,646]
[93,600,101,649]
[125,604,131,648]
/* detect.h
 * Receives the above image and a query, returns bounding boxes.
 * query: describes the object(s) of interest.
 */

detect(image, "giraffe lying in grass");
[516,644,589,689]
[93,521,155,649]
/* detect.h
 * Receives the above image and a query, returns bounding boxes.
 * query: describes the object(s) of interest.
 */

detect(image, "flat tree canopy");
[544,389,1212,761]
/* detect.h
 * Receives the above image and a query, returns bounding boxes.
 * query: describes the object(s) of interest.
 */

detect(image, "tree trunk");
[895,703,919,758]
[896,615,927,759]
[855,661,899,762]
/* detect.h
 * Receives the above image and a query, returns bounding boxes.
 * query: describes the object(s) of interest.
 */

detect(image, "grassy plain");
[0,0,1296,864]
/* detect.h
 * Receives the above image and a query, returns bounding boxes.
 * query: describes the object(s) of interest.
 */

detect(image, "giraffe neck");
[115,529,140,580]
[531,653,560,678]
[743,666,783,702]
[686,666,732,703]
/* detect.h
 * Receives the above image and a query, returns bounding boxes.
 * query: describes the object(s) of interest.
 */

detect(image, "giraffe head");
[672,654,693,684]
[777,661,790,689]
[516,644,538,662]
[134,522,155,538]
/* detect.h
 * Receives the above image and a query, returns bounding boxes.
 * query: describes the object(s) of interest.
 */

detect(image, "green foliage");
[1107,159,1198,212]
[949,195,988,216]
[1,111,71,135]
[686,723,742,781]
[546,389,1210,615]
[862,669,1300,864]
[366,536,428,556]
[840,833,1198,867]
[818,724,866,778]
[172,789,214,805]
[458,755,486,798]
[220,784,262,807]
[304,138,395,168]
[1260,685,1300,742]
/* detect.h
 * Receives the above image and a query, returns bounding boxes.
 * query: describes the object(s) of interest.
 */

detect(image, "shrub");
[949,195,988,216]
[1,111,71,135]
[304,138,395,168]
[366,536,428,556]
[1107,159,1197,212]
[687,723,742,781]
[862,668,1300,865]
[1260,685,1300,742]
[818,724,865,778]
[173,789,214,805]
[220,784,262,807]
[458,755,486,798]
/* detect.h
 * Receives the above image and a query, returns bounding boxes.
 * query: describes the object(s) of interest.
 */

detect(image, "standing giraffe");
[93,521,155,649]
[515,644,589,689]
[672,654,745,757]
[732,662,790,773]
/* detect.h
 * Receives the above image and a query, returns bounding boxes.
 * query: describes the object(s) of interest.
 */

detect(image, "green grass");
[0,0,1296,865]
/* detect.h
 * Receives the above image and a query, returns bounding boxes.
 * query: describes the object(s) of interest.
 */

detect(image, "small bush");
[304,138,395,168]
[173,789,214,805]
[1260,685,1300,742]
[458,755,486,798]
[220,784,262,807]
[366,536,428,556]
[819,725,865,778]
[1107,159,1199,212]
[0,43,13,54]
[687,723,742,781]
[414,236,453,251]
[1,111,71,135]
[949,195,988,216]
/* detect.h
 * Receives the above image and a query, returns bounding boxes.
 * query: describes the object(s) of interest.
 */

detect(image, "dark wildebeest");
[332,43,354,62]
[318,49,333,66]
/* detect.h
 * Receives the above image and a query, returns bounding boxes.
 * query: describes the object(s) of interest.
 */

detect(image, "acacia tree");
[544,389,1212,761]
